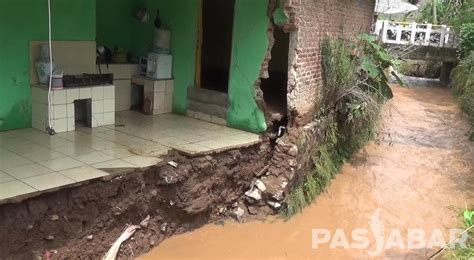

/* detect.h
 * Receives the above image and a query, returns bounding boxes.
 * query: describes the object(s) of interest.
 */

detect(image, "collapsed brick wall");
[254,0,376,209]
[253,0,279,119]
[286,0,376,126]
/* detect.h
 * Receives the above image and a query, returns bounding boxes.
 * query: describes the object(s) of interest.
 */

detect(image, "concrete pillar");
[439,62,455,84]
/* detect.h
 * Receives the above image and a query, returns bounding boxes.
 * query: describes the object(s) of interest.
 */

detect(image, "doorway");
[260,27,289,117]
[196,0,235,93]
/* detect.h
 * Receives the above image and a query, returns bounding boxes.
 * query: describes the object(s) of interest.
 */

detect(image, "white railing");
[374,20,458,48]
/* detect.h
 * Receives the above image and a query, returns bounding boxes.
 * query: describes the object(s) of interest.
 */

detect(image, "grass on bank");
[282,34,395,217]
[437,208,474,259]
[451,52,474,125]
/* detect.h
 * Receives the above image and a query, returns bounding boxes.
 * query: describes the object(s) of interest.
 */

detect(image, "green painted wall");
[0,0,96,131]
[142,0,199,115]
[227,0,268,133]
[96,0,198,115]
[96,0,268,132]
[96,0,135,53]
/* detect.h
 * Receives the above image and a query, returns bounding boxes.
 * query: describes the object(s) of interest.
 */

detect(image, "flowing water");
[141,85,474,259]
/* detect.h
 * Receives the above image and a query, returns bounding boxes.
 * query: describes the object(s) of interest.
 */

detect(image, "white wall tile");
[92,86,104,100]
[154,81,166,93]
[109,65,123,79]
[153,108,165,115]
[91,113,104,127]
[52,104,67,119]
[164,94,173,113]
[67,103,74,118]
[104,99,115,112]
[154,92,165,110]
[96,64,111,74]
[165,80,174,95]
[32,101,48,118]
[104,85,115,99]
[67,88,79,103]
[92,100,104,114]
[79,87,92,99]
[52,90,67,104]
[53,118,68,133]
[115,80,132,111]
[103,112,115,125]
[128,64,139,77]
[67,117,75,132]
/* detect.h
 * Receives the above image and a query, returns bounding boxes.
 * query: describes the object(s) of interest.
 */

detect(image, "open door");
[195,0,235,93]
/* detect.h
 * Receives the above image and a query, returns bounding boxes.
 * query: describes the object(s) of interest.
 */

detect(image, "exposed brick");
[284,0,376,126]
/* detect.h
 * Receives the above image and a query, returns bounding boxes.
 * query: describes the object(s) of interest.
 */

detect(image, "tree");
[432,0,438,24]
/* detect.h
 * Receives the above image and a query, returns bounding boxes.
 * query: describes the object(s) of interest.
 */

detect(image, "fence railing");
[374,20,458,48]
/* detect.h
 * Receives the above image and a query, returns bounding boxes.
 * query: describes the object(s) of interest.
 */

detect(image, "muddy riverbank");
[141,85,474,259]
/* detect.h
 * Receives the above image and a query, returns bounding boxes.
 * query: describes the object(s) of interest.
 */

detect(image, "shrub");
[451,52,474,123]
[283,34,395,217]
[459,23,474,58]
[417,0,474,26]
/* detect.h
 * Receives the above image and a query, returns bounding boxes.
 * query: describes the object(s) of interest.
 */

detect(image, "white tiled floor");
[0,111,260,202]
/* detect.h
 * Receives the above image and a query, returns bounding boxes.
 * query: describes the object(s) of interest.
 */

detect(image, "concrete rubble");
[244,188,262,201]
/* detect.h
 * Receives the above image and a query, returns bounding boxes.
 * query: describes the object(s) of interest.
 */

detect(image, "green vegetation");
[458,23,474,58]
[449,4,474,137]
[451,53,474,127]
[417,0,474,27]
[284,119,341,217]
[283,34,396,217]
[452,208,474,258]
[441,208,474,259]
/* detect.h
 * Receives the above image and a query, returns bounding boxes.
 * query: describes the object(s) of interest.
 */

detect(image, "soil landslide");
[0,146,273,259]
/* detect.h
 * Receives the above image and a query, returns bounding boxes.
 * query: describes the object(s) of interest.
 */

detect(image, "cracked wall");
[253,0,377,210]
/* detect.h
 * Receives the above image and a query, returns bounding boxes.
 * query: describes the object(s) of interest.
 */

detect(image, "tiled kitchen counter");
[132,76,174,115]
[31,85,116,133]
[96,64,139,112]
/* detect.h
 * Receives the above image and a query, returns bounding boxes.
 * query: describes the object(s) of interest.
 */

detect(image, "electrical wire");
[46,0,55,135]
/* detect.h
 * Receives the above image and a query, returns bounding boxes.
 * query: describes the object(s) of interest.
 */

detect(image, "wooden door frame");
[194,0,203,88]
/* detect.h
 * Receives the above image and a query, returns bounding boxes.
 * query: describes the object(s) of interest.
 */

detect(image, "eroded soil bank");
[141,85,474,259]
[0,145,275,259]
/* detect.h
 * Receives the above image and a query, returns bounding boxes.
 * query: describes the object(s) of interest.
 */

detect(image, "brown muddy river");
[141,85,473,259]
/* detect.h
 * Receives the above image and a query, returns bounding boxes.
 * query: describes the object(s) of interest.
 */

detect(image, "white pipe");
[47,0,55,134]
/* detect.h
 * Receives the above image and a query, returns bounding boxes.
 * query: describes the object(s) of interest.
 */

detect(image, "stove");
[62,73,113,88]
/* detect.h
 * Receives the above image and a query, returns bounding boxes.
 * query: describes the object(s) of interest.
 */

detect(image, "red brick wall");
[285,0,376,126]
